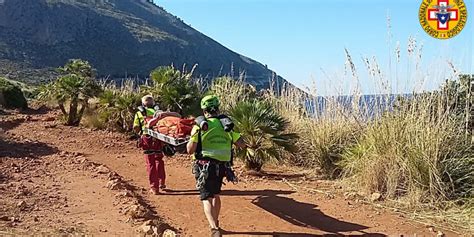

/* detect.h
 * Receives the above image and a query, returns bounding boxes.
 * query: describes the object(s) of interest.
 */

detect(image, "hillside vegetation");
[0,77,28,109]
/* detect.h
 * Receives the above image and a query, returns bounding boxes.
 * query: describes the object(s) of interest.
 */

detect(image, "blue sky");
[156,0,473,95]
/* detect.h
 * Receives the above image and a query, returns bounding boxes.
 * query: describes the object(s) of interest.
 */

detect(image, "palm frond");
[230,100,295,170]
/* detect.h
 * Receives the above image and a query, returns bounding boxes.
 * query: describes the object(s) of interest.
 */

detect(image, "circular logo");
[419,0,468,39]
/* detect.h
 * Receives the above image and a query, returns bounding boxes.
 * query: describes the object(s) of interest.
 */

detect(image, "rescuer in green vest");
[187,95,246,237]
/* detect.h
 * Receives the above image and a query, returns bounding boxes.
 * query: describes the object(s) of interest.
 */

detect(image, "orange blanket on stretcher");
[148,116,195,138]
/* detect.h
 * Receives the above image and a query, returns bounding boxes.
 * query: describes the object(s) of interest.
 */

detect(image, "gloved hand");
[163,144,176,157]
[225,166,238,184]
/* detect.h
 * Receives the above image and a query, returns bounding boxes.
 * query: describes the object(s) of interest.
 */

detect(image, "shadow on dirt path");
[22,106,51,115]
[247,172,306,181]
[222,189,373,235]
[161,189,200,196]
[253,194,370,235]
[0,118,24,132]
[164,188,379,235]
[223,231,386,237]
[222,231,386,237]
[0,139,58,158]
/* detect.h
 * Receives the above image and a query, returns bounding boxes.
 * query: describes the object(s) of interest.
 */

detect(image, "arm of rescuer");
[133,112,142,134]
[186,126,247,154]
[186,126,200,154]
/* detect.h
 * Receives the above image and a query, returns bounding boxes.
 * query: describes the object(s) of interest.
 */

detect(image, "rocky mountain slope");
[0,0,282,88]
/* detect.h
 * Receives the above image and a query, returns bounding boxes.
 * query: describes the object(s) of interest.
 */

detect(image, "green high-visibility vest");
[190,118,241,162]
[133,107,155,134]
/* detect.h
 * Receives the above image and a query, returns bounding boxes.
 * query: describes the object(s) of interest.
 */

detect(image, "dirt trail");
[0,110,456,236]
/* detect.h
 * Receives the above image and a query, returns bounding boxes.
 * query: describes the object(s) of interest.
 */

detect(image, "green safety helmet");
[201,95,220,110]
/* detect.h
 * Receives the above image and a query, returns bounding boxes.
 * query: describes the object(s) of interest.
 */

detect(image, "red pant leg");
[156,154,166,186]
[144,154,160,190]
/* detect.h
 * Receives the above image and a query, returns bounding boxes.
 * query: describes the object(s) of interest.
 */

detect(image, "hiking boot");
[149,188,159,195]
[210,228,221,237]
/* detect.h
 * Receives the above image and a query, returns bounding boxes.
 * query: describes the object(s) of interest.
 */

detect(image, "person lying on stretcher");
[146,110,182,128]
[145,110,195,139]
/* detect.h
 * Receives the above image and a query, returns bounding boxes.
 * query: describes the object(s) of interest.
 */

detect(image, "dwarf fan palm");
[147,66,202,116]
[98,88,141,132]
[230,101,298,171]
[39,59,102,126]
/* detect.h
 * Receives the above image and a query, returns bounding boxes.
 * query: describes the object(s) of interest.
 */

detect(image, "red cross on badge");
[427,0,459,30]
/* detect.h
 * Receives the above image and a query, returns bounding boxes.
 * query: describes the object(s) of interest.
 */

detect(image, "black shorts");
[194,161,226,200]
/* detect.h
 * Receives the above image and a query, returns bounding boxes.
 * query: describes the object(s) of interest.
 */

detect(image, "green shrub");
[83,65,202,131]
[96,85,142,132]
[231,100,298,171]
[266,84,361,177]
[0,77,28,109]
[340,93,473,205]
[146,65,202,116]
[439,74,473,131]
[297,118,360,177]
[38,59,102,126]
[82,108,106,130]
